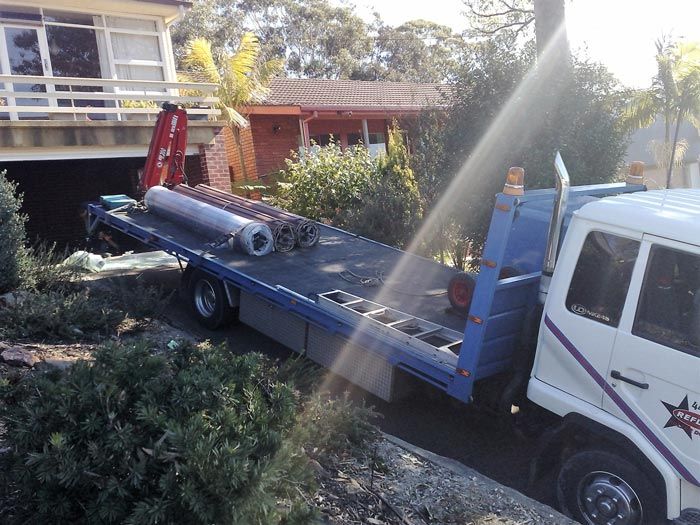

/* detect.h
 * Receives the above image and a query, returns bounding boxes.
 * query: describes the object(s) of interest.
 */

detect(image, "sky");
[344,0,700,88]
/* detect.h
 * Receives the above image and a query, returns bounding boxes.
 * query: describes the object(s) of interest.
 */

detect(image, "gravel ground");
[310,431,575,525]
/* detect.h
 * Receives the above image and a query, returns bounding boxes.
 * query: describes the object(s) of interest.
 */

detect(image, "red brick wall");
[196,127,231,191]
[224,126,258,183]
[249,115,300,178]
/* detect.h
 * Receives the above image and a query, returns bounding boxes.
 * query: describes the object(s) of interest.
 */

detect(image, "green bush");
[349,125,422,247]
[299,392,378,460]
[0,341,315,525]
[275,126,422,247]
[0,281,169,342]
[19,242,80,293]
[0,170,27,294]
[275,139,375,225]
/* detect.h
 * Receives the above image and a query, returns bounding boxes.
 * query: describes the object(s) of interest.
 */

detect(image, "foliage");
[0,281,169,342]
[0,341,316,525]
[0,170,27,294]
[275,126,422,247]
[275,140,375,225]
[182,33,282,181]
[350,126,423,247]
[410,37,628,257]
[298,392,378,460]
[182,33,283,128]
[172,0,464,82]
[361,20,465,82]
[18,242,80,294]
[622,38,700,187]
[170,0,244,61]
[282,0,373,79]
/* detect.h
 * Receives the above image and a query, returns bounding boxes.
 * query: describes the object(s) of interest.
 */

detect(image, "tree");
[623,38,700,187]
[465,0,570,69]
[182,33,283,179]
[409,36,627,260]
[281,0,373,78]
[364,20,465,83]
[170,0,245,62]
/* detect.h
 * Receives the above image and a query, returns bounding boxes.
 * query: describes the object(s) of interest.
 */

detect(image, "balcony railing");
[0,75,221,122]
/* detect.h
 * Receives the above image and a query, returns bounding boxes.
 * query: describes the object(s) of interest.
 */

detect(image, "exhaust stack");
[539,151,570,304]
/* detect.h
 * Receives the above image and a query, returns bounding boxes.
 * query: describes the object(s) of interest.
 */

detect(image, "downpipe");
[539,151,570,304]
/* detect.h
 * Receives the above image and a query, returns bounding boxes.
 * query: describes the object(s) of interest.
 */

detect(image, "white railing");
[0,74,221,121]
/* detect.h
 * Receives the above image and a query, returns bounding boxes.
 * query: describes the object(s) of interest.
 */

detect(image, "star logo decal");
[662,396,700,440]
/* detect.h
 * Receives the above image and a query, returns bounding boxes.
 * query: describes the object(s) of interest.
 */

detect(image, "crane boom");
[139,103,188,191]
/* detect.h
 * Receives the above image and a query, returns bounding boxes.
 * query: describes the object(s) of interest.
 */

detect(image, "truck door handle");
[611,370,649,390]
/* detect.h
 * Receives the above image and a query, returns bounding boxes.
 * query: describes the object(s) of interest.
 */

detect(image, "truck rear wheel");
[188,269,234,330]
[556,449,664,525]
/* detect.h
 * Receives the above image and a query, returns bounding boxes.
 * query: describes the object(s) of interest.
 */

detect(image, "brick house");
[228,78,451,182]
[0,0,229,245]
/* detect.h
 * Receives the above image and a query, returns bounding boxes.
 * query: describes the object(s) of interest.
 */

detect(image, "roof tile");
[262,78,452,109]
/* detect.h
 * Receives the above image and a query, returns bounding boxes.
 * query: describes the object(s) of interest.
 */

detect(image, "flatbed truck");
[88,107,700,525]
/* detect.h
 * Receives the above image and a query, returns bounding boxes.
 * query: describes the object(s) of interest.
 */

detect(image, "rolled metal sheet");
[144,186,273,256]
[196,185,321,248]
[172,185,296,252]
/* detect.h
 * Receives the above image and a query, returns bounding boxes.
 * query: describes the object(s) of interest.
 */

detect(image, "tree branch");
[474,17,535,35]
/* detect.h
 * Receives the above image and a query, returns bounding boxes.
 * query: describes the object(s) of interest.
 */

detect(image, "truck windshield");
[565,231,640,327]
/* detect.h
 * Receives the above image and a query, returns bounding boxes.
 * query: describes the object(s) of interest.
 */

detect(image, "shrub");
[0,341,315,525]
[275,139,375,225]
[18,242,80,293]
[276,126,423,247]
[299,392,378,460]
[348,125,422,247]
[0,170,27,294]
[0,282,170,342]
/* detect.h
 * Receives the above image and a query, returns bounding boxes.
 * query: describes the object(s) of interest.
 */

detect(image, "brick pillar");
[196,127,231,191]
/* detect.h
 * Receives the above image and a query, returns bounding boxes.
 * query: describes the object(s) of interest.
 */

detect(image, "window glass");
[347,132,362,146]
[309,134,332,147]
[43,10,98,26]
[105,16,157,32]
[633,245,700,356]
[47,26,103,78]
[116,64,164,82]
[566,231,640,327]
[111,34,161,61]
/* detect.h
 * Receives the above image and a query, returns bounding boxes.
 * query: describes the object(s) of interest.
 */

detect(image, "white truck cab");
[529,189,700,524]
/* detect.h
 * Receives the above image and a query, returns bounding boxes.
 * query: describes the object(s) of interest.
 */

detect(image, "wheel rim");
[451,280,472,309]
[577,471,642,525]
[194,279,217,318]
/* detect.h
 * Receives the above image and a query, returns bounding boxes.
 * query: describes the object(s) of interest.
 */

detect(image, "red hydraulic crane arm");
[139,103,189,191]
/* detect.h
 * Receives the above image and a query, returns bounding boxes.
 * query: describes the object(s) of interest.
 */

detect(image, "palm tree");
[623,38,700,188]
[182,33,283,180]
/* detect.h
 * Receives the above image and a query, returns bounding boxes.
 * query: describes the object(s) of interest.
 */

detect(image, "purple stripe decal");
[544,315,700,487]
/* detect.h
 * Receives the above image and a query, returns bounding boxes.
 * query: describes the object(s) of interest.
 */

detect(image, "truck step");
[316,290,462,365]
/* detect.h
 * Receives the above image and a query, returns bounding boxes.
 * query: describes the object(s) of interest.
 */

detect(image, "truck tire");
[188,269,234,330]
[556,449,665,525]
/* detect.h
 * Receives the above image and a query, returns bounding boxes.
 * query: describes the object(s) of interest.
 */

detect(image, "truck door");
[536,228,641,407]
[605,235,700,487]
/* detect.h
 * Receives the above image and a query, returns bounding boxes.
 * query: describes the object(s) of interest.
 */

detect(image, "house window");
[309,134,332,147]
[0,6,170,120]
[347,132,362,146]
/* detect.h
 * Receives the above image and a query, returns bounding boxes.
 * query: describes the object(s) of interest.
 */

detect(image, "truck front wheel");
[188,269,234,330]
[557,450,664,525]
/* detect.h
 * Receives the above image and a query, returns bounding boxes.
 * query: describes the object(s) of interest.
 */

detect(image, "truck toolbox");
[307,324,406,402]
[239,292,306,353]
